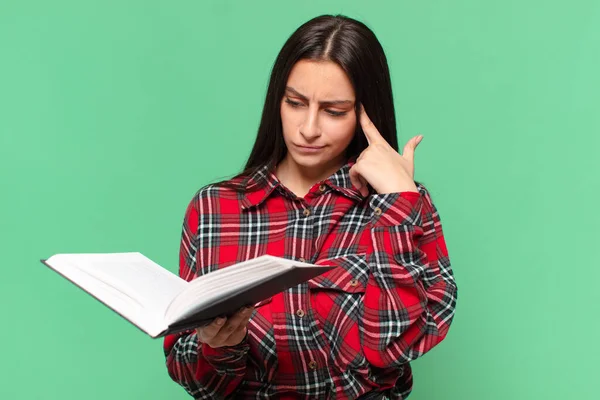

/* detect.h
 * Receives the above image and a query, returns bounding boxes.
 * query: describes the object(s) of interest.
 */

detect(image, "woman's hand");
[196,306,254,348]
[349,105,423,197]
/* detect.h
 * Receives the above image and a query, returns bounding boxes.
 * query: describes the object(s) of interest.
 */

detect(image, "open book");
[40,253,335,339]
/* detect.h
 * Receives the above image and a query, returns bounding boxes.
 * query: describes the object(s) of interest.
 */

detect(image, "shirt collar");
[240,156,367,210]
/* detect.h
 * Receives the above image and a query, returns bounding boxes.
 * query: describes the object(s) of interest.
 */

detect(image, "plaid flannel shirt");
[163,158,457,399]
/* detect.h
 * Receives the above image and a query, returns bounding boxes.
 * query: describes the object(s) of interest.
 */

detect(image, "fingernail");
[216,317,225,325]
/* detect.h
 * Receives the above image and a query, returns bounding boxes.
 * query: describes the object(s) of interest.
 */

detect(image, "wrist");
[377,183,418,194]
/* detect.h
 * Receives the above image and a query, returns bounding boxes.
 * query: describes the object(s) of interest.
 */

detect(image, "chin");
[290,154,324,168]
[292,151,343,170]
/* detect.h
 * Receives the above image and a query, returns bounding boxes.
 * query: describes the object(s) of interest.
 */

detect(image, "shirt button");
[308,360,318,370]
[350,279,359,287]
[374,207,382,216]
[303,208,311,217]
[296,309,305,318]
[319,184,327,192]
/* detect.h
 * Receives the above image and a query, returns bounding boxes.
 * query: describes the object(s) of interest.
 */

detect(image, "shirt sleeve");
[162,190,249,399]
[361,183,458,369]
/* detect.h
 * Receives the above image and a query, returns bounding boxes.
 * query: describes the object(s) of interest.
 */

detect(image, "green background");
[1,1,598,399]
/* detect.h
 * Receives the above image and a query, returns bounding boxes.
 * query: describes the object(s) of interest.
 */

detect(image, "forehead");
[286,59,355,99]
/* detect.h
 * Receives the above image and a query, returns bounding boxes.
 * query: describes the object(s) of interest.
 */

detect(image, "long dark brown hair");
[214,14,416,191]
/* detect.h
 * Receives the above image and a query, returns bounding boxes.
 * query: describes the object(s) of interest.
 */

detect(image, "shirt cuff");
[369,191,423,228]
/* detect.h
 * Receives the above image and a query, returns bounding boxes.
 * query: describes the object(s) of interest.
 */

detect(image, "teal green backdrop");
[1,1,598,399]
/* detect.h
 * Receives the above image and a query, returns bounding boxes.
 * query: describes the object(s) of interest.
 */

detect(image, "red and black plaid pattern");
[163,158,457,399]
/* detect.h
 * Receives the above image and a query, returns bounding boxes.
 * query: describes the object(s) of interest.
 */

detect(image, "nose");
[299,106,321,140]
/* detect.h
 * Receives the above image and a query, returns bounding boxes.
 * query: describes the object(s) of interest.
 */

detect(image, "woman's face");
[279,59,357,173]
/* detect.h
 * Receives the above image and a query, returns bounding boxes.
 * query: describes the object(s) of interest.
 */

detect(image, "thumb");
[402,135,422,161]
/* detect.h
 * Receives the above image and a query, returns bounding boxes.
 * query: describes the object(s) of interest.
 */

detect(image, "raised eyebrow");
[285,86,354,106]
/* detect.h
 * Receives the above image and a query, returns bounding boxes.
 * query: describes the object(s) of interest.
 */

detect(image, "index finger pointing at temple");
[359,104,384,145]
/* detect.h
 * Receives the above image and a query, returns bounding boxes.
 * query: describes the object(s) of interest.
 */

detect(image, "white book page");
[45,252,188,337]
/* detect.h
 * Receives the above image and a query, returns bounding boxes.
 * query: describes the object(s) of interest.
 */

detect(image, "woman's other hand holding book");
[195,306,255,348]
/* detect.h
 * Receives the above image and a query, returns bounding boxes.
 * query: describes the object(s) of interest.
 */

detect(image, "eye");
[325,110,347,117]
[285,98,303,107]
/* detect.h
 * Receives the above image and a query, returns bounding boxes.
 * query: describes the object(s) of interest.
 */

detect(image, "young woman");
[163,14,457,400]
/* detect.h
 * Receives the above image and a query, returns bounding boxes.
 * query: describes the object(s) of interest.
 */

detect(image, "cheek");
[324,118,356,145]
[280,106,301,132]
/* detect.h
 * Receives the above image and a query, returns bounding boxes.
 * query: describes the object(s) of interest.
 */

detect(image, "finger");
[224,325,249,347]
[223,309,253,344]
[197,316,227,342]
[215,308,253,346]
[349,164,363,191]
[402,135,422,163]
[358,176,369,197]
[217,307,254,338]
[349,165,370,197]
[359,104,385,145]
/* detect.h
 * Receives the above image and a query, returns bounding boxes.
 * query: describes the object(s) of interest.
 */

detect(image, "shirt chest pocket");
[307,253,371,373]
[307,253,369,293]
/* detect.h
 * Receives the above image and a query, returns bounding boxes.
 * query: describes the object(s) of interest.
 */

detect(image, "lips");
[294,144,325,154]
[295,144,325,149]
